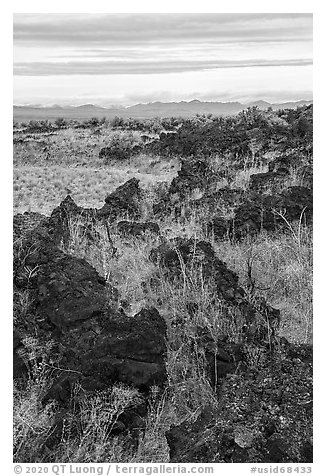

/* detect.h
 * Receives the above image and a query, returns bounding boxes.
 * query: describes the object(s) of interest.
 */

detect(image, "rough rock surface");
[48,195,99,246]
[268,155,296,173]
[150,239,240,298]
[40,306,167,400]
[15,176,146,250]
[166,341,313,463]
[36,253,115,330]
[231,201,276,238]
[153,158,220,217]
[32,178,146,248]
[249,170,290,194]
[13,211,167,398]
[98,178,143,221]
[169,158,214,196]
[207,186,313,241]
[262,186,313,223]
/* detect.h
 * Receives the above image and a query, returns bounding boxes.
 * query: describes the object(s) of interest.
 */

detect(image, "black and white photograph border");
[2,0,323,473]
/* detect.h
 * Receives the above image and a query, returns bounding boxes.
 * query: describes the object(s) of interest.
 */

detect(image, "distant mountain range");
[13,99,313,122]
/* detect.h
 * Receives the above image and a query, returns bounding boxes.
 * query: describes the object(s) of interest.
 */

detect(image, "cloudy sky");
[13,13,313,106]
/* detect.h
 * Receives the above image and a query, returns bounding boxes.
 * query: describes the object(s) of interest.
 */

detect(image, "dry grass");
[232,164,268,190]
[13,126,178,215]
[13,160,178,215]
[13,128,143,167]
[13,209,313,463]
[13,130,313,462]
[212,227,313,344]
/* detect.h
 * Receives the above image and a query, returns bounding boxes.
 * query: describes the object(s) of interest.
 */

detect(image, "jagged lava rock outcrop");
[206,186,312,241]
[13,208,167,399]
[98,177,143,221]
[150,238,280,343]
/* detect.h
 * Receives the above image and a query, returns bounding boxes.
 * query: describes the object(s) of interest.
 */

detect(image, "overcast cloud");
[13,13,313,105]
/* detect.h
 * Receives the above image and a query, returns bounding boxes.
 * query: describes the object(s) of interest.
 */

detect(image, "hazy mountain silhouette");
[13,99,312,122]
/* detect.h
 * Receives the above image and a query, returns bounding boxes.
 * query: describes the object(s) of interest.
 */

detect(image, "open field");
[13,162,177,215]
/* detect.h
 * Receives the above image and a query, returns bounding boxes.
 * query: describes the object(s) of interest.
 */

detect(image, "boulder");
[268,155,295,173]
[36,253,116,330]
[99,146,131,162]
[267,153,311,174]
[98,178,142,221]
[40,306,167,401]
[76,307,167,392]
[169,158,212,197]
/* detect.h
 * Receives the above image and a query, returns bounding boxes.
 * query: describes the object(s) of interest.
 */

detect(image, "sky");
[13,13,313,106]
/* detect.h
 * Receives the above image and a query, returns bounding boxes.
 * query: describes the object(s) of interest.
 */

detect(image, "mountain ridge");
[13,99,313,122]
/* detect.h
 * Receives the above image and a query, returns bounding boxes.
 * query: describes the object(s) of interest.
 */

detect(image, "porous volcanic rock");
[249,170,290,194]
[41,306,167,400]
[44,178,146,245]
[211,186,313,241]
[98,178,143,221]
[48,195,99,246]
[267,153,312,174]
[268,155,295,173]
[153,158,220,217]
[117,220,160,237]
[13,210,115,306]
[231,201,277,239]
[169,158,213,196]
[262,186,313,223]
[16,177,147,250]
[36,253,116,330]
[166,341,313,463]
[99,146,129,162]
[13,211,167,398]
[75,307,167,392]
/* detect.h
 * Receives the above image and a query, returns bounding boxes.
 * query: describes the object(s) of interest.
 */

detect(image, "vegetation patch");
[13,105,313,463]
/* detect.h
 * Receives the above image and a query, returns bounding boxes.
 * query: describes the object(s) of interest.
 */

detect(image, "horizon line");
[13,97,313,108]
